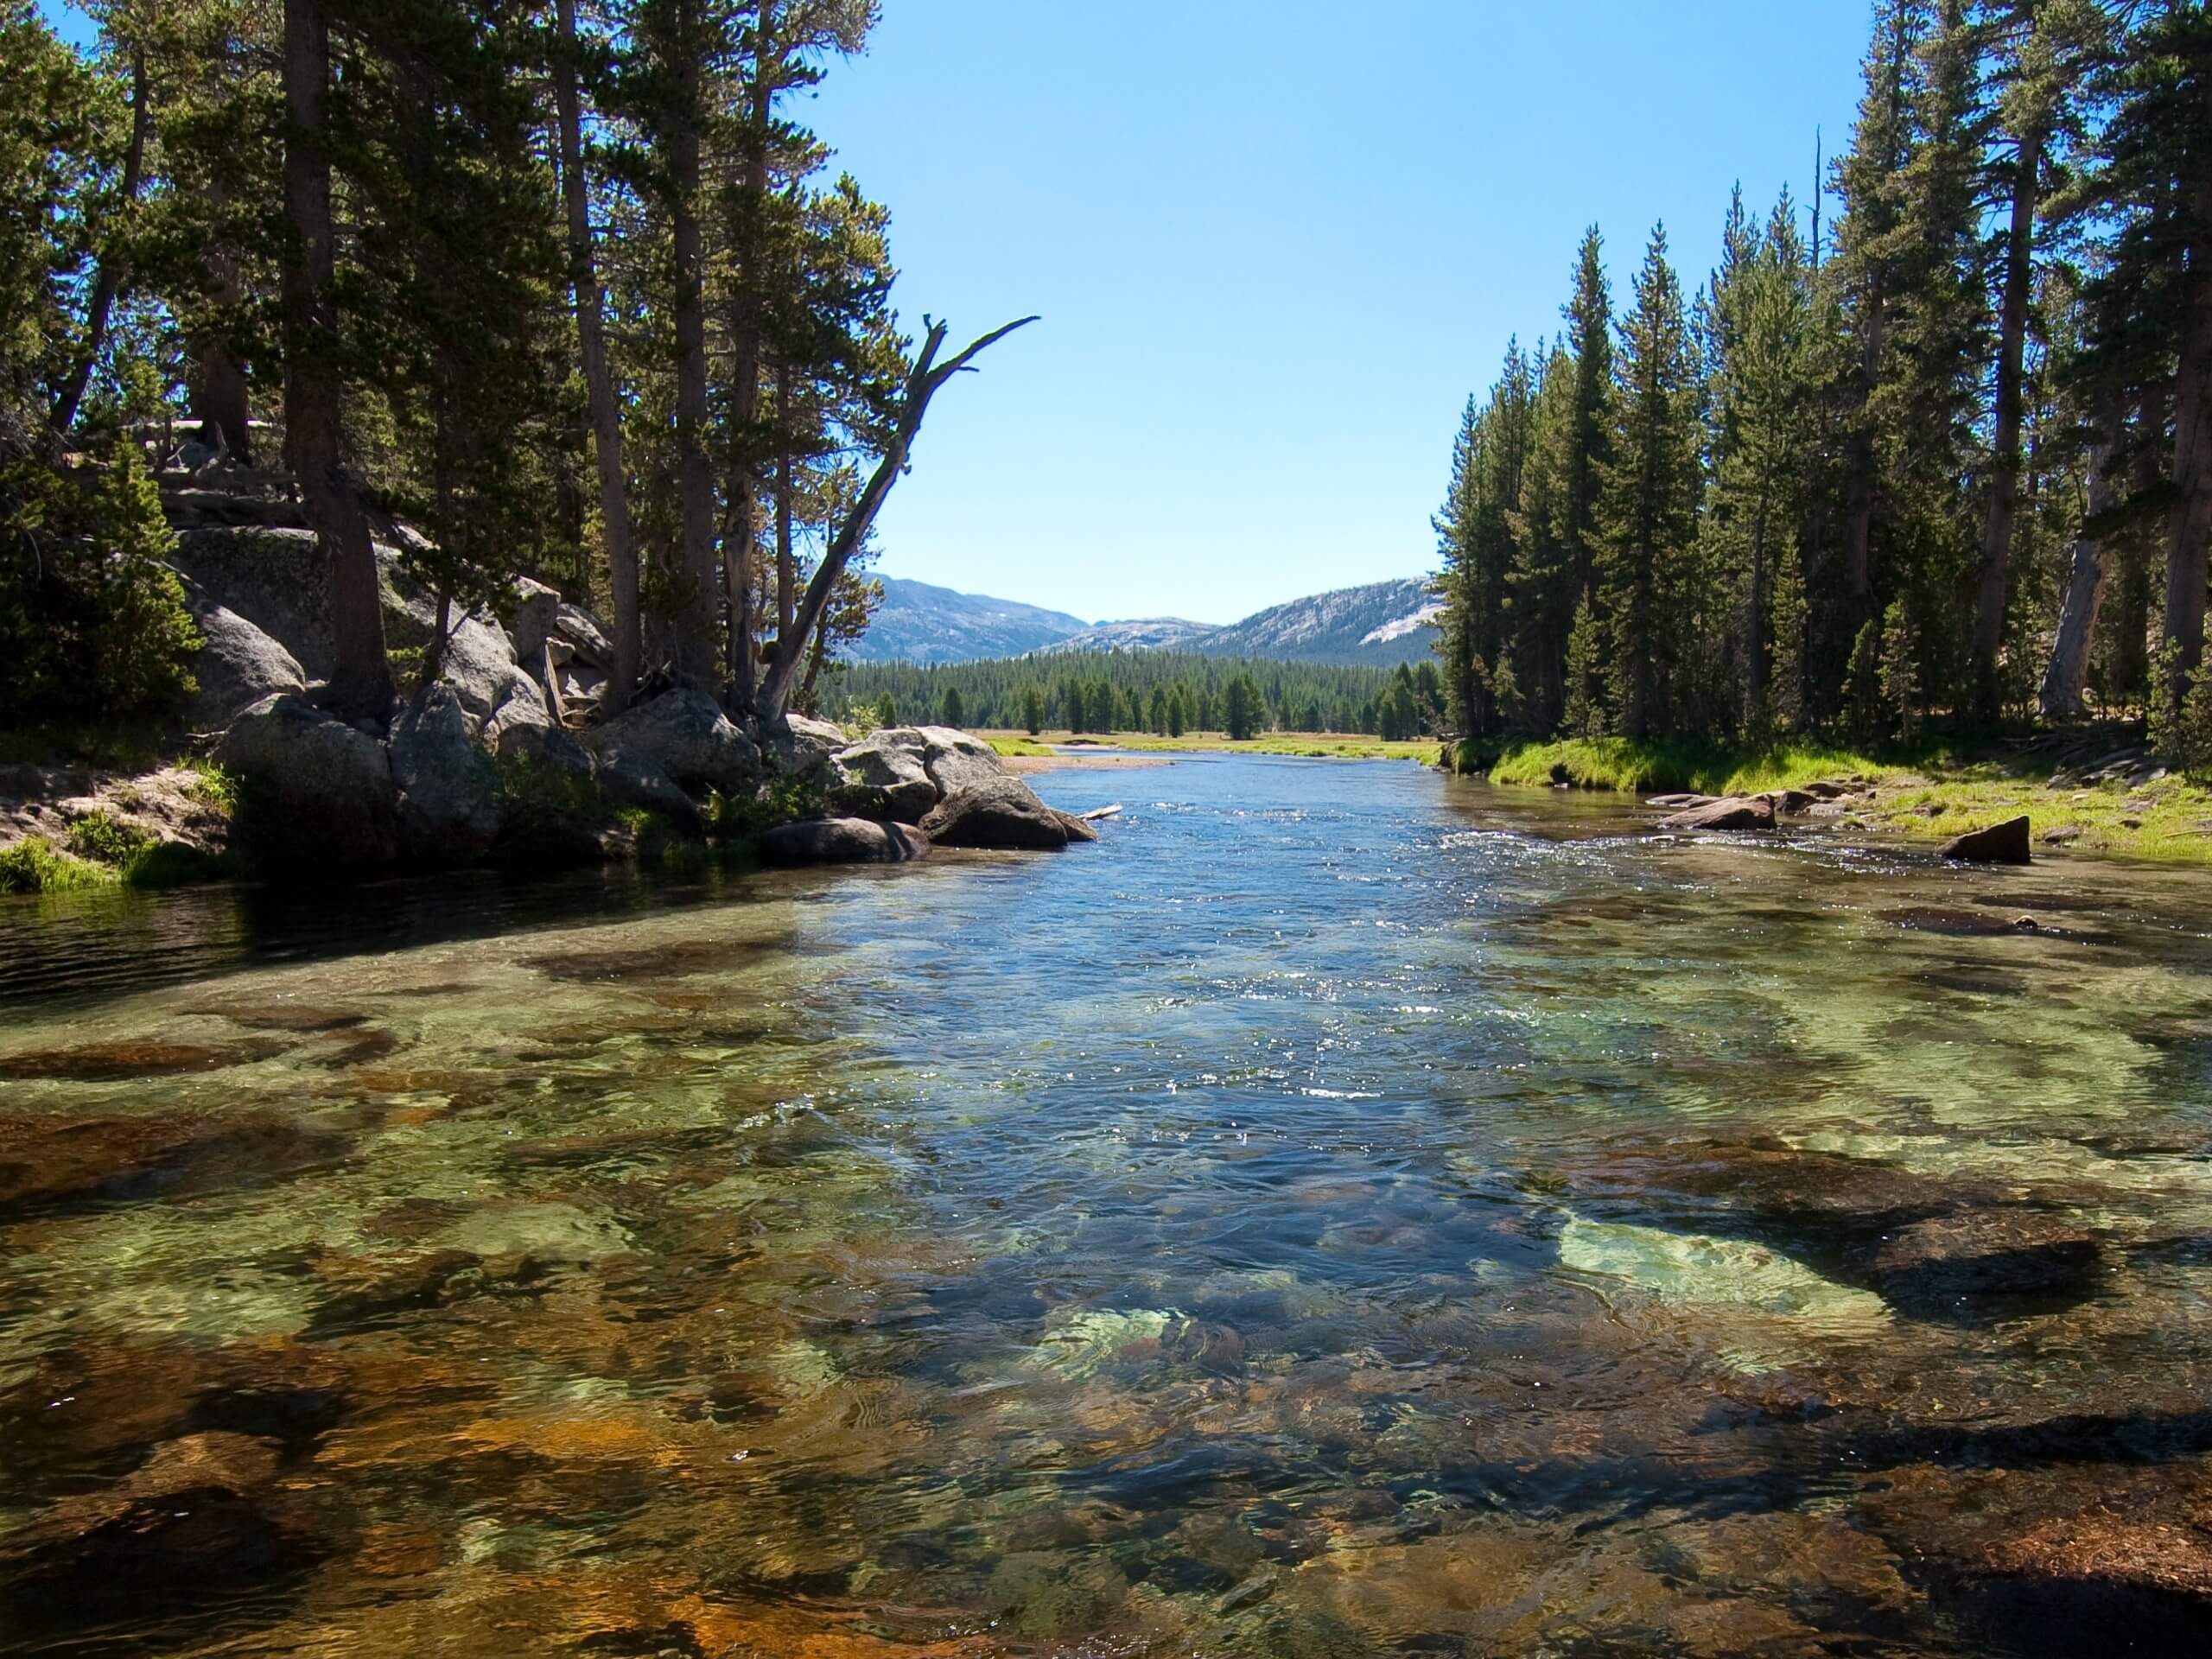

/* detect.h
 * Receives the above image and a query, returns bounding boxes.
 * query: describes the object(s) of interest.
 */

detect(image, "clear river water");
[3,753,2211,1656]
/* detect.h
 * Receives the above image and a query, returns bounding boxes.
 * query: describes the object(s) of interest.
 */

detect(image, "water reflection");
[3,754,2211,1656]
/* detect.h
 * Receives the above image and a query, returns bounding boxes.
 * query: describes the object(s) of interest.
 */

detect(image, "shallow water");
[4,754,2212,1656]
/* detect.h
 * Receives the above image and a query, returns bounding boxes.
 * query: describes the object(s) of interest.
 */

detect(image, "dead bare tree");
[754,314,1034,726]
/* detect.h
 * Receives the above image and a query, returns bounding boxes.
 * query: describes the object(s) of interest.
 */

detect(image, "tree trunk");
[721,2,778,708]
[190,177,252,461]
[52,42,149,438]
[2163,149,2212,718]
[554,0,639,710]
[1974,124,2044,723]
[2038,402,2123,722]
[283,0,390,721]
[1746,500,1770,719]
[776,363,796,642]
[1839,288,1884,622]
[668,30,718,684]
[755,316,1035,725]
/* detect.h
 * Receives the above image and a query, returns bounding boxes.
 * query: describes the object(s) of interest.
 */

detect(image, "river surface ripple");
[4,753,2212,1656]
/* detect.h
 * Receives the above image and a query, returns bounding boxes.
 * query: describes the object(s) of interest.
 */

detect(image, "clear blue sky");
[42,0,1873,626]
[810,1,1871,624]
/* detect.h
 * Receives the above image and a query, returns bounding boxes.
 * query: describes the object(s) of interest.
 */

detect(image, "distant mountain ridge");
[850,574,1440,667]
[855,576,1091,664]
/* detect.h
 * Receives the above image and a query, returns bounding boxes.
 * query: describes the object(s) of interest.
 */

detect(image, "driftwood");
[755,314,1037,725]
[1078,804,1124,822]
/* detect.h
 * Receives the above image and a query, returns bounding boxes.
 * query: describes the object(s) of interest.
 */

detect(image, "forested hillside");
[1,0,1021,735]
[1433,0,2212,767]
[840,652,1446,741]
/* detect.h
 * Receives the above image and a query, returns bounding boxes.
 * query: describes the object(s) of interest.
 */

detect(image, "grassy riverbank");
[985,730,1435,762]
[1480,734,2212,864]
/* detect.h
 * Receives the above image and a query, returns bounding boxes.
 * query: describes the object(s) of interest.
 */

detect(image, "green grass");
[1870,767,2212,864]
[983,728,1434,762]
[0,836,118,893]
[1485,735,1921,795]
[1477,733,2212,865]
[181,760,238,814]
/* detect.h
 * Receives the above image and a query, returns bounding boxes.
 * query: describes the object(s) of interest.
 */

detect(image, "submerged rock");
[1,1430,318,1621]
[1024,1307,1185,1378]
[1658,796,1777,832]
[0,1039,283,1084]
[922,775,1078,850]
[1871,1211,2101,1308]
[760,817,931,866]
[1941,817,2032,865]
[1555,1216,1892,1359]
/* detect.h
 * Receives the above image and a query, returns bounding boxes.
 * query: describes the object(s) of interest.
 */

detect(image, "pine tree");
[1223,672,1262,741]
[2072,0,2212,725]
[1827,0,1927,647]
[1020,684,1044,736]
[1562,596,1609,737]
[1700,189,1816,729]
[941,684,964,728]
[1594,224,1702,739]
[1880,597,1919,740]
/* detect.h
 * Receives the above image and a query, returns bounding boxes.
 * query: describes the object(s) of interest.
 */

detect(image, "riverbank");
[1472,733,2212,865]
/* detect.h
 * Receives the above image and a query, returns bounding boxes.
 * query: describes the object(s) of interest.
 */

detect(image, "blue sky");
[42,0,1874,625]
[811,1,1873,624]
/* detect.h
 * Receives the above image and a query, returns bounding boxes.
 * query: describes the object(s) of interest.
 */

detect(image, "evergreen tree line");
[1433,0,2212,758]
[0,0,1022,729]
[837,652,1446,741]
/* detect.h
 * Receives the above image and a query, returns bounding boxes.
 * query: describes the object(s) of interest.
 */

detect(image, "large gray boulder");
[760,817,930,867]
[1941,817,2031,865]
[477,668,555,752]
[168,526,534,732]
[168,528,338,677]
[184,604,306,729]
[391,685,502,863]
[830,734,941,821]
[885,725,1008,796]
[920,775,1075,851]
[588,747,699,830]
[214,693,398,868]
[765,713,848,784]
[508,578,613,670]
[1658,796,1777,833]
[582,689,759,798]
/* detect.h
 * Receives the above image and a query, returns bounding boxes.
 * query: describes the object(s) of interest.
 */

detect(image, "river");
[3,753,2210,1656]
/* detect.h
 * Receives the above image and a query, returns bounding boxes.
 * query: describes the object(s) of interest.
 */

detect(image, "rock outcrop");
[581,689,760,798]
[922,774,1078,850]
[829,738,939,822]
[1941,817,2032,865]
[214,693,399,868]
[760,817,931,866]
[184,605,307,730]
[390,685,503,863]
[1658,796,1777,833]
